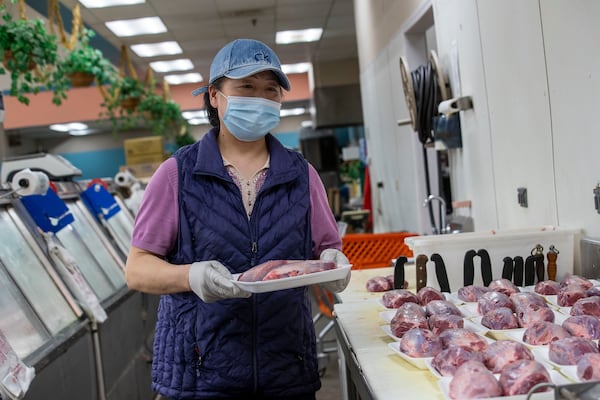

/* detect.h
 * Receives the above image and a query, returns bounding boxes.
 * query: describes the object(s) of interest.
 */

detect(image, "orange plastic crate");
[342,232,418,270]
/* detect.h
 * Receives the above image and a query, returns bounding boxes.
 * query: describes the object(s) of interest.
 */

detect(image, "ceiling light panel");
[282,62,311,74]
[276,28,322,44]
[164,73,203,85]
[105,17,167,37]
[130,41,182,57]
[150,59,194,73]
[79,0,145,8]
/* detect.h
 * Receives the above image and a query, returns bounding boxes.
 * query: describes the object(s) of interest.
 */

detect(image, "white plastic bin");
[405,226,580,291]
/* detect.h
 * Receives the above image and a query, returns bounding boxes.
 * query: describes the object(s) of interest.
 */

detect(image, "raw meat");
[577,353,600,381]
[237,260,335,282]
[499,359,551,396]
[483,340,534,373]
[390,302,428,338]
[535,280,560,295]
[510,292,547,309]
[588,286,600,297]
[480,307,519,330]
[562,315,600,339]
[365,276,392,292]
[558,284,588,307]
[448,361,503,399]
[439,328,488,352]
[522,321,571,346]
[457,285,490,302]
[399,328,442,358]
[431,346,484,377]
[560,274,594,290]
[381,289,419,309]
[488,278,520,296]
[515,302,555,328]
[571,296,600,318]
[428,314,464,335]
[478,291,514,315]
[425,300,462,317]
[549,337,599,365]
[417,286,445,305]
[386,275,408,290]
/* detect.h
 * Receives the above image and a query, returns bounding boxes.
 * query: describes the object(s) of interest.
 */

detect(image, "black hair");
[204,78,224,128]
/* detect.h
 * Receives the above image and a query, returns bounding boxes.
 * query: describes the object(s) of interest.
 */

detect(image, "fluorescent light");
[276,28,322,44]
[282,62,311,74]
[106,17,167,37]
[69,129,92,136]
[188,117,209,125]
[150,59,194,73]
[280,108,306,117]
[182,110,207,120]
[50,122,88,132]
[165,73,203,85]
[130,41,182,57]
[79,0,145,8]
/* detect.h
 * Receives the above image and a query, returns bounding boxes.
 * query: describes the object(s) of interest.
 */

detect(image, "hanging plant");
[0,1,66,105]
[100,75,147,132]
[138,92,187,139]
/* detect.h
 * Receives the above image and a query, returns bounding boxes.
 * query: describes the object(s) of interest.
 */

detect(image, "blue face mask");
[219,92,281,142]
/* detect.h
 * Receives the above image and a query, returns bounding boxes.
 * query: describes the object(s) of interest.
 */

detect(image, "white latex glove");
[319,249,351,293]
[189,261,251,303]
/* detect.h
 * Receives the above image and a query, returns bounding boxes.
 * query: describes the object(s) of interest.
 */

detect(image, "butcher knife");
[477,249,493,286]
[393,256,408,290]
[524,255,536,286]
[431,253,451,292]
[415,254,428,291]
[502,257,514,281]
[547,245,559,281]
[513,256,524,286]
[463,249,477,286]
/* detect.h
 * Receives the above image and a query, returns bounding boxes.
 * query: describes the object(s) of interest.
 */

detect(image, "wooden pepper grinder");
[547,245,559,281]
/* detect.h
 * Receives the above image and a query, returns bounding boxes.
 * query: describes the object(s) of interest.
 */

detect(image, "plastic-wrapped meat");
[390,302,428,338]
[481,307,519,330]
[448,361,503,400]
[577,353,600,381]
[510,292,547,309]
[549,337,599,365]
[381,289,419,308]
[571,296,600,318]
[522,321,571,345]
[483,340,534,373]
[425,300,462,317]
[499,360,551,396]
[587,286,600,297]
[535,280,560,295]
[439,328,488,352]
[365,276,392,292]
[562,315,600,339]
[386,275,408,290]
[238,259,335,281]
[457,285,490,302]
[560,274,594,290]
[399,328,442,358]
[478,291,514,315]
[417,286,445,305]
[558,284,588,307]
[431,346,484,377]
[488,278,520,296]
[515,302,555,328]
[428,314,464,335]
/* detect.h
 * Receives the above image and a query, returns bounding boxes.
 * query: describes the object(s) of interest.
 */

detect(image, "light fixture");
[182,110,207,120]
[150,59,194,73]
[165,73,203,85]
[276,28,322,44]
[282,62,312,74]
[280,108,307,117]
[188,117,209,125]
[130,41,182,57]
[79,0,145,8]
[105,17,167,37]
[50,122,88,132]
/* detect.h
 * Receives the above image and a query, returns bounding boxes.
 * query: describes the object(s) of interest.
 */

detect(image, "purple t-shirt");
[131,157,341,258]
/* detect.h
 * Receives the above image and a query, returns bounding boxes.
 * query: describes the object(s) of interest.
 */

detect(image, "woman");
[125,38,350,400]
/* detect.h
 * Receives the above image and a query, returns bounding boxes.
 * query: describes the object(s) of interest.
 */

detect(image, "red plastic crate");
[342,232,418,270]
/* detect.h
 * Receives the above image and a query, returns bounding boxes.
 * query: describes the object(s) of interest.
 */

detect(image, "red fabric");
[363,164,373,232]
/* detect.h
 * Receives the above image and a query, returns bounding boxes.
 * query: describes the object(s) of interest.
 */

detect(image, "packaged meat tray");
[231,262,351,293]
[387,341,432,370]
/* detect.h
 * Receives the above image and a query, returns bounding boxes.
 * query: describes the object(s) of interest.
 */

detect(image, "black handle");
[431,253,451,293]
[502,257,514,281]
[535,253,545,282]
[477,249,493,286]
[463,249,477,286]
[513,256,524,286]
[393,256,408,290]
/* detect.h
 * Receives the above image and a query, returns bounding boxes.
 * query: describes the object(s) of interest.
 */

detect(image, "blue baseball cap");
[192,39,291,96]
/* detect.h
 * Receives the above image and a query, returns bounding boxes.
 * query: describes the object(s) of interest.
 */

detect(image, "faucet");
[422,195,450,234]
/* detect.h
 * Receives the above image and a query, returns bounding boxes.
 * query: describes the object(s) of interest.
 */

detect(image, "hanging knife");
[393,256,408,290]
[547,245,559,281]
[513,256,524,286]
[502,257,514,281]
[415,254,428,291]
[463,249,477,286]
[431,253,451,292]
[477,249,493,286]
[524,255,536,286]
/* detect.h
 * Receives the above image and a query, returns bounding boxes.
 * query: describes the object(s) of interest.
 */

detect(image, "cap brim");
[225,65,291,91]
[191,86,208,96]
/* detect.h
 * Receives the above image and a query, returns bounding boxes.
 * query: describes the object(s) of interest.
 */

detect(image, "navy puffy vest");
[151,129,319,399]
